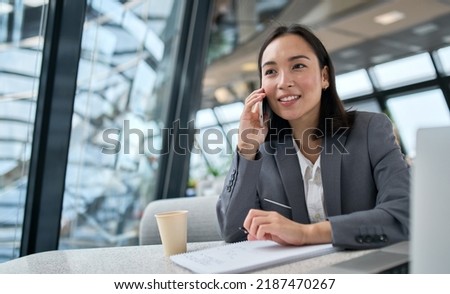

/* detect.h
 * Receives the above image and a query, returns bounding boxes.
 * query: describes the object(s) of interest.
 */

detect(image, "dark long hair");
[258,24,354,141]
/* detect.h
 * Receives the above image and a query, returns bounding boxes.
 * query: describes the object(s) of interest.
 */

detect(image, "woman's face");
[261,34,329,125]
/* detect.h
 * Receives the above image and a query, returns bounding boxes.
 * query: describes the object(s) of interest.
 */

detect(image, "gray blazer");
[216,111,410,249]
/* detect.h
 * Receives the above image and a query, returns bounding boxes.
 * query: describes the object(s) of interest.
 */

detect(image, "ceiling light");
[241,62,258,72]
[339,49,359,59]
[374,10,405,25]
[0,3,13,14]
[24,0,49,7]
[203,77,217,87]
[214,87,234,104]
[413,23,439,36]
[232,81,250,99]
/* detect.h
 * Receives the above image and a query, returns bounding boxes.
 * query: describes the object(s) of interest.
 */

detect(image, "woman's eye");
[264,69,276,75]
[293,63,305,69]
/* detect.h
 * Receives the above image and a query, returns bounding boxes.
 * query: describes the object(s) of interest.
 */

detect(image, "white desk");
[0,241,374,274]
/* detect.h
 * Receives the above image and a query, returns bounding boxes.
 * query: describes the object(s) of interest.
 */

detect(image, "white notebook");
[170,240,337,274]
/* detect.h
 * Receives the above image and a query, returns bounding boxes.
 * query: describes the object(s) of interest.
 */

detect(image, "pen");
[239,226,249,235]
[228,226,249,240]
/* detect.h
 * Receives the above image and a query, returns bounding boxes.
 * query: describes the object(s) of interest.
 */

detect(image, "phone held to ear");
[258,101,264,127]
[259,98,268,128]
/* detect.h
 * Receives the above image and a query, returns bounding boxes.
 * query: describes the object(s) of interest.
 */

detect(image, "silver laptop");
[410,126,450,273]
[311,126,450,274]
[309,241,409,274]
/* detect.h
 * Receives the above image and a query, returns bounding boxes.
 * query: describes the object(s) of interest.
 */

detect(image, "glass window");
[60,0,186,250]
[208,0,290,63]
[222,121,240,151]
[191,125,231,197]
[189,107,240,197]
[372,53,437,90]
[336,69,373,100]
[436,46,450,75]
[196,126,231,169]
[0,2,47,263]
[195,108,218,128]
[188,151,209,182]
[386,89,450,157]
[213,102,243,124]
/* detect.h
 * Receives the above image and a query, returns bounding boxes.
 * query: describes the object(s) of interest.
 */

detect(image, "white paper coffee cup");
[155,210,188,256]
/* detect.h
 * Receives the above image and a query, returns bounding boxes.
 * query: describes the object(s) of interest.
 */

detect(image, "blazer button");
[355,235,364,244]
[379,234,388,242]
[363,235,373,243]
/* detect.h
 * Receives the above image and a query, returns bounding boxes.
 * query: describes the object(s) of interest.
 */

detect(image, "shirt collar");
[292,137,321,177]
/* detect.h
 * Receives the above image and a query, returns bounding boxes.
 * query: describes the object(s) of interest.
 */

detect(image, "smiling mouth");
[278,95,300,102]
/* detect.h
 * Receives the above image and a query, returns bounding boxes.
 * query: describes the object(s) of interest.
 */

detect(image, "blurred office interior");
[0,0,449,262]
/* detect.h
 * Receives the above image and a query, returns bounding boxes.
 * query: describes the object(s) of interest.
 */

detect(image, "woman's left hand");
[243,209,332,246]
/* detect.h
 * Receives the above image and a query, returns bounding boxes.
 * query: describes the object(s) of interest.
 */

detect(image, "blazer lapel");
[274,136,310,224]
[320,130,349,217]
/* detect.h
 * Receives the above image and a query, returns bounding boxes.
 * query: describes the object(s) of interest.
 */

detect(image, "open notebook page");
[170,240,338,274]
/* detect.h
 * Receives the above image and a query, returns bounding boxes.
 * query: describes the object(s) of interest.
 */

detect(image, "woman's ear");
[321,66,329,89]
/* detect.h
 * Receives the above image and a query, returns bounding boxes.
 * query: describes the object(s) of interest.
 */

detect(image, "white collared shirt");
[293,138,327,223]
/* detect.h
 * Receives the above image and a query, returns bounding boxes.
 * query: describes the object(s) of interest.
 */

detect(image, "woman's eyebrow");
[289,54,310,62]
[262,54,311,68]
[261,60,276,68]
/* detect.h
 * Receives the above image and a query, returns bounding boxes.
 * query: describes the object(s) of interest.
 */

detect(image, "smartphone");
[258,98,269,127]
[258,99,265,127]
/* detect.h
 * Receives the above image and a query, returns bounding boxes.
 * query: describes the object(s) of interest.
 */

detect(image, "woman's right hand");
[243,209,332,246]
[237,88,269,159]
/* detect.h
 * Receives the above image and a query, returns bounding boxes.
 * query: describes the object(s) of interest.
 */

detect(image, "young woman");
[216,24,410,249]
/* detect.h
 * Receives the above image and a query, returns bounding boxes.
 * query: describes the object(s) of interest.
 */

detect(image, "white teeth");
[279,95,299,102]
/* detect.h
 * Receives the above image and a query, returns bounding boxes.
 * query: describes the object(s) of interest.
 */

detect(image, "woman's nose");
[278,72,294,89]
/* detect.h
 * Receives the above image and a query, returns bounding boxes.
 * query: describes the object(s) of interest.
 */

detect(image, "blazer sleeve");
[328,113,410,249]
[216,151,263,242]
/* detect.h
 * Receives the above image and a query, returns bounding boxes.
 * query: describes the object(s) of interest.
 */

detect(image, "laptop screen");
[410,126,450,273]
